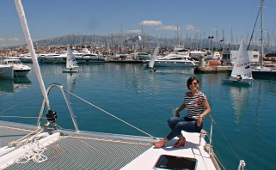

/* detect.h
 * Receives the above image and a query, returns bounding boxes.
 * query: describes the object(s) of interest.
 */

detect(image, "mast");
[14,0,51,110]
[260,0,264,68]
[177,25,180,47]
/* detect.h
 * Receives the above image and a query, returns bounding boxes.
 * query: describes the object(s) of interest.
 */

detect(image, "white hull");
[62,69,79,73]
[147,47,196,67]
[151,59,196,67]
[0,65,14,79]
[19,56,33,63]
[38,55,65,64]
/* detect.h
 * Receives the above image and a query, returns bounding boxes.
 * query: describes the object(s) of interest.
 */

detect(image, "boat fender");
[46,109,58,123]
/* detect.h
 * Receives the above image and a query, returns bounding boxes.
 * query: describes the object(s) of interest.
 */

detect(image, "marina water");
[0,63,275,169]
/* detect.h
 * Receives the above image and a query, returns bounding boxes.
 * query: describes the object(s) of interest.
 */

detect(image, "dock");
[194,56,232,73]
[194,66,232,73]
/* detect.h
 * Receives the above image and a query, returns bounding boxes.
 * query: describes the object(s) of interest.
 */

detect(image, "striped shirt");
[184,91,207,118]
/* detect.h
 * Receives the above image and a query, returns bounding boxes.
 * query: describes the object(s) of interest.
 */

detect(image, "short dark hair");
[186,76,199,90]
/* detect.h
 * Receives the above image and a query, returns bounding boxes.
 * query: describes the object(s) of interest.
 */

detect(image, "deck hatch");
[154,154,197,170]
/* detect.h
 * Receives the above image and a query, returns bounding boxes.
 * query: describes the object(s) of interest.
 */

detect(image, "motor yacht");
[147,48,196,67]
[0,58,31,77]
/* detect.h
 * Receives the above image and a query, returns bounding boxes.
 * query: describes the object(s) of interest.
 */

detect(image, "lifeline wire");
[0,116,46,119]
[0,92,41,115]
[64,89,158,140]
[213,122,247,170]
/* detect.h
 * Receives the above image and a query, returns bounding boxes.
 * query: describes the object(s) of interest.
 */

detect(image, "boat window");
[178,50,188,52]
[222,54,230,59]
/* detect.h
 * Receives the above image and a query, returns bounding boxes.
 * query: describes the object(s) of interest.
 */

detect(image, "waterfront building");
[221,50,259,65]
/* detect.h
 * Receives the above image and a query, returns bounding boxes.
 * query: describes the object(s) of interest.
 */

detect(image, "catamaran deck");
[0,120,219,170]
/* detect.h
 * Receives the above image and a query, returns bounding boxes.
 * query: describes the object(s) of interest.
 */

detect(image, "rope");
[9,128,43,147]
[64,89,158,140]
[213,152,226,170]
[8,127,48,163]
[15,138,48,164]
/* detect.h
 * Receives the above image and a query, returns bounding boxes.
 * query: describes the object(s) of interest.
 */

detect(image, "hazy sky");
[0,0,275,47]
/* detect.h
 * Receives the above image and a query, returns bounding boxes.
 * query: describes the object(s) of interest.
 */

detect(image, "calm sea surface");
[0,63,275,169]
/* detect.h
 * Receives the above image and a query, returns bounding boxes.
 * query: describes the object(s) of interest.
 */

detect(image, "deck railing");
[36,83,79,132]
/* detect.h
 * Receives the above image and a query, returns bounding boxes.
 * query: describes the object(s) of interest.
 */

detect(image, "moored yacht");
[250,0,276,78]
[261,53,276,67]
[38,53,66,64]
[18,53,33,63]
[147,48,196,67]
[38,51,106,64]
[0,58,31,77]
[75,53,106,63]
[131,52,151,61]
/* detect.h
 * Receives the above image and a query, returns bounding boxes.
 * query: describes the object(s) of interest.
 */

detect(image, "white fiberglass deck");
[123,131,217,170]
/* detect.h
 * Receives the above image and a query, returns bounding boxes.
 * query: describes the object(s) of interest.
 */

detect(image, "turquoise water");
[0,63,276,169]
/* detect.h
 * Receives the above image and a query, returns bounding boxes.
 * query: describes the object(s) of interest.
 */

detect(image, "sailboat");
[62,44,79,73]
[251,0,276,78]
[148,44,159,72]
[223,40,253,86]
